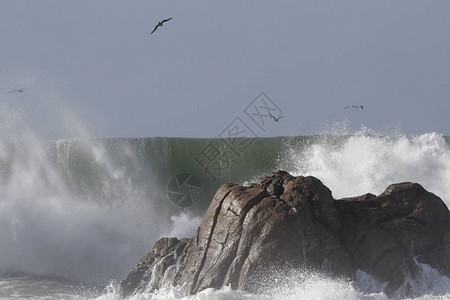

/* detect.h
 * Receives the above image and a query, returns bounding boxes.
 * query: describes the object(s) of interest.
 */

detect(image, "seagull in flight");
[345,105,363,109]
[151,17,172,34]
[269,113,284,122]
[8,88,27,94]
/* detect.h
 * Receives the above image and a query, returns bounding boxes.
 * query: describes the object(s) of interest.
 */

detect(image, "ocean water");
[0,133,449,299]
[0,102,449,299]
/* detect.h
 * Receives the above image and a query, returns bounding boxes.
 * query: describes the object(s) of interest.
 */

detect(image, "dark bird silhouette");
[151,17,172,34]
[269,113,284,122]
[345,105,363,109]
[8,88,27,94]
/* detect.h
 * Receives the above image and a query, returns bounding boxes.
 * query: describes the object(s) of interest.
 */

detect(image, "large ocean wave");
[0,132,449,284]
[0,95,449,298]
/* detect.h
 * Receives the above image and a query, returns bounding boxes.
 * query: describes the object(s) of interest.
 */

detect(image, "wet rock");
[119,171,450,297]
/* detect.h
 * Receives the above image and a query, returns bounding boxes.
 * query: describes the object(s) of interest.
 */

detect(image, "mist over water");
[0,89,178,285]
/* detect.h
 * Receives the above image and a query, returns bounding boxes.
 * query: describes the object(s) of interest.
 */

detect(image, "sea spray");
[279,131,450,206]
[95,272,386,300]
[0,138,159,284]
[392,258,450,299]
[0,90,167,284]
[162,212,202,239]
[97,268,450,299]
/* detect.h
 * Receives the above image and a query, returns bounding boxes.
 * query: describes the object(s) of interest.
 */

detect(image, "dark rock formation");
[118,171,450,297]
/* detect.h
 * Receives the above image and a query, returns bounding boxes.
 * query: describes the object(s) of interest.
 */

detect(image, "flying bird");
[269,113,284,122]
[8,88,27,94]
[151,17,172,34]
[345,105,363,109]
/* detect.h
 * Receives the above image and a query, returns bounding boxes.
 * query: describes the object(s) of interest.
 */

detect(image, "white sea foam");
[279,128,450,207]
[95,267,450,299]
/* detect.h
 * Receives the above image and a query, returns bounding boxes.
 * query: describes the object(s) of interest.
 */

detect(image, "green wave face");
[81,137,308,214]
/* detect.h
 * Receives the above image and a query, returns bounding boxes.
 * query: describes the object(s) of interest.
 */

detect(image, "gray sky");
[1,0,449,139]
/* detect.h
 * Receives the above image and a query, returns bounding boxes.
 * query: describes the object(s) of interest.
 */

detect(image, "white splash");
[163,212,202,239]
[279,129,450,207]
[0,80,158,284]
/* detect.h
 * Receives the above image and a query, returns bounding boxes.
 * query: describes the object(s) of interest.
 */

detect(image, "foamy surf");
[279,131,450,207]
[97,265,450,299]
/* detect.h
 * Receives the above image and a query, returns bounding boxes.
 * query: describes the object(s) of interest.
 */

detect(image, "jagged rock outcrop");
[118,171,450,297]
